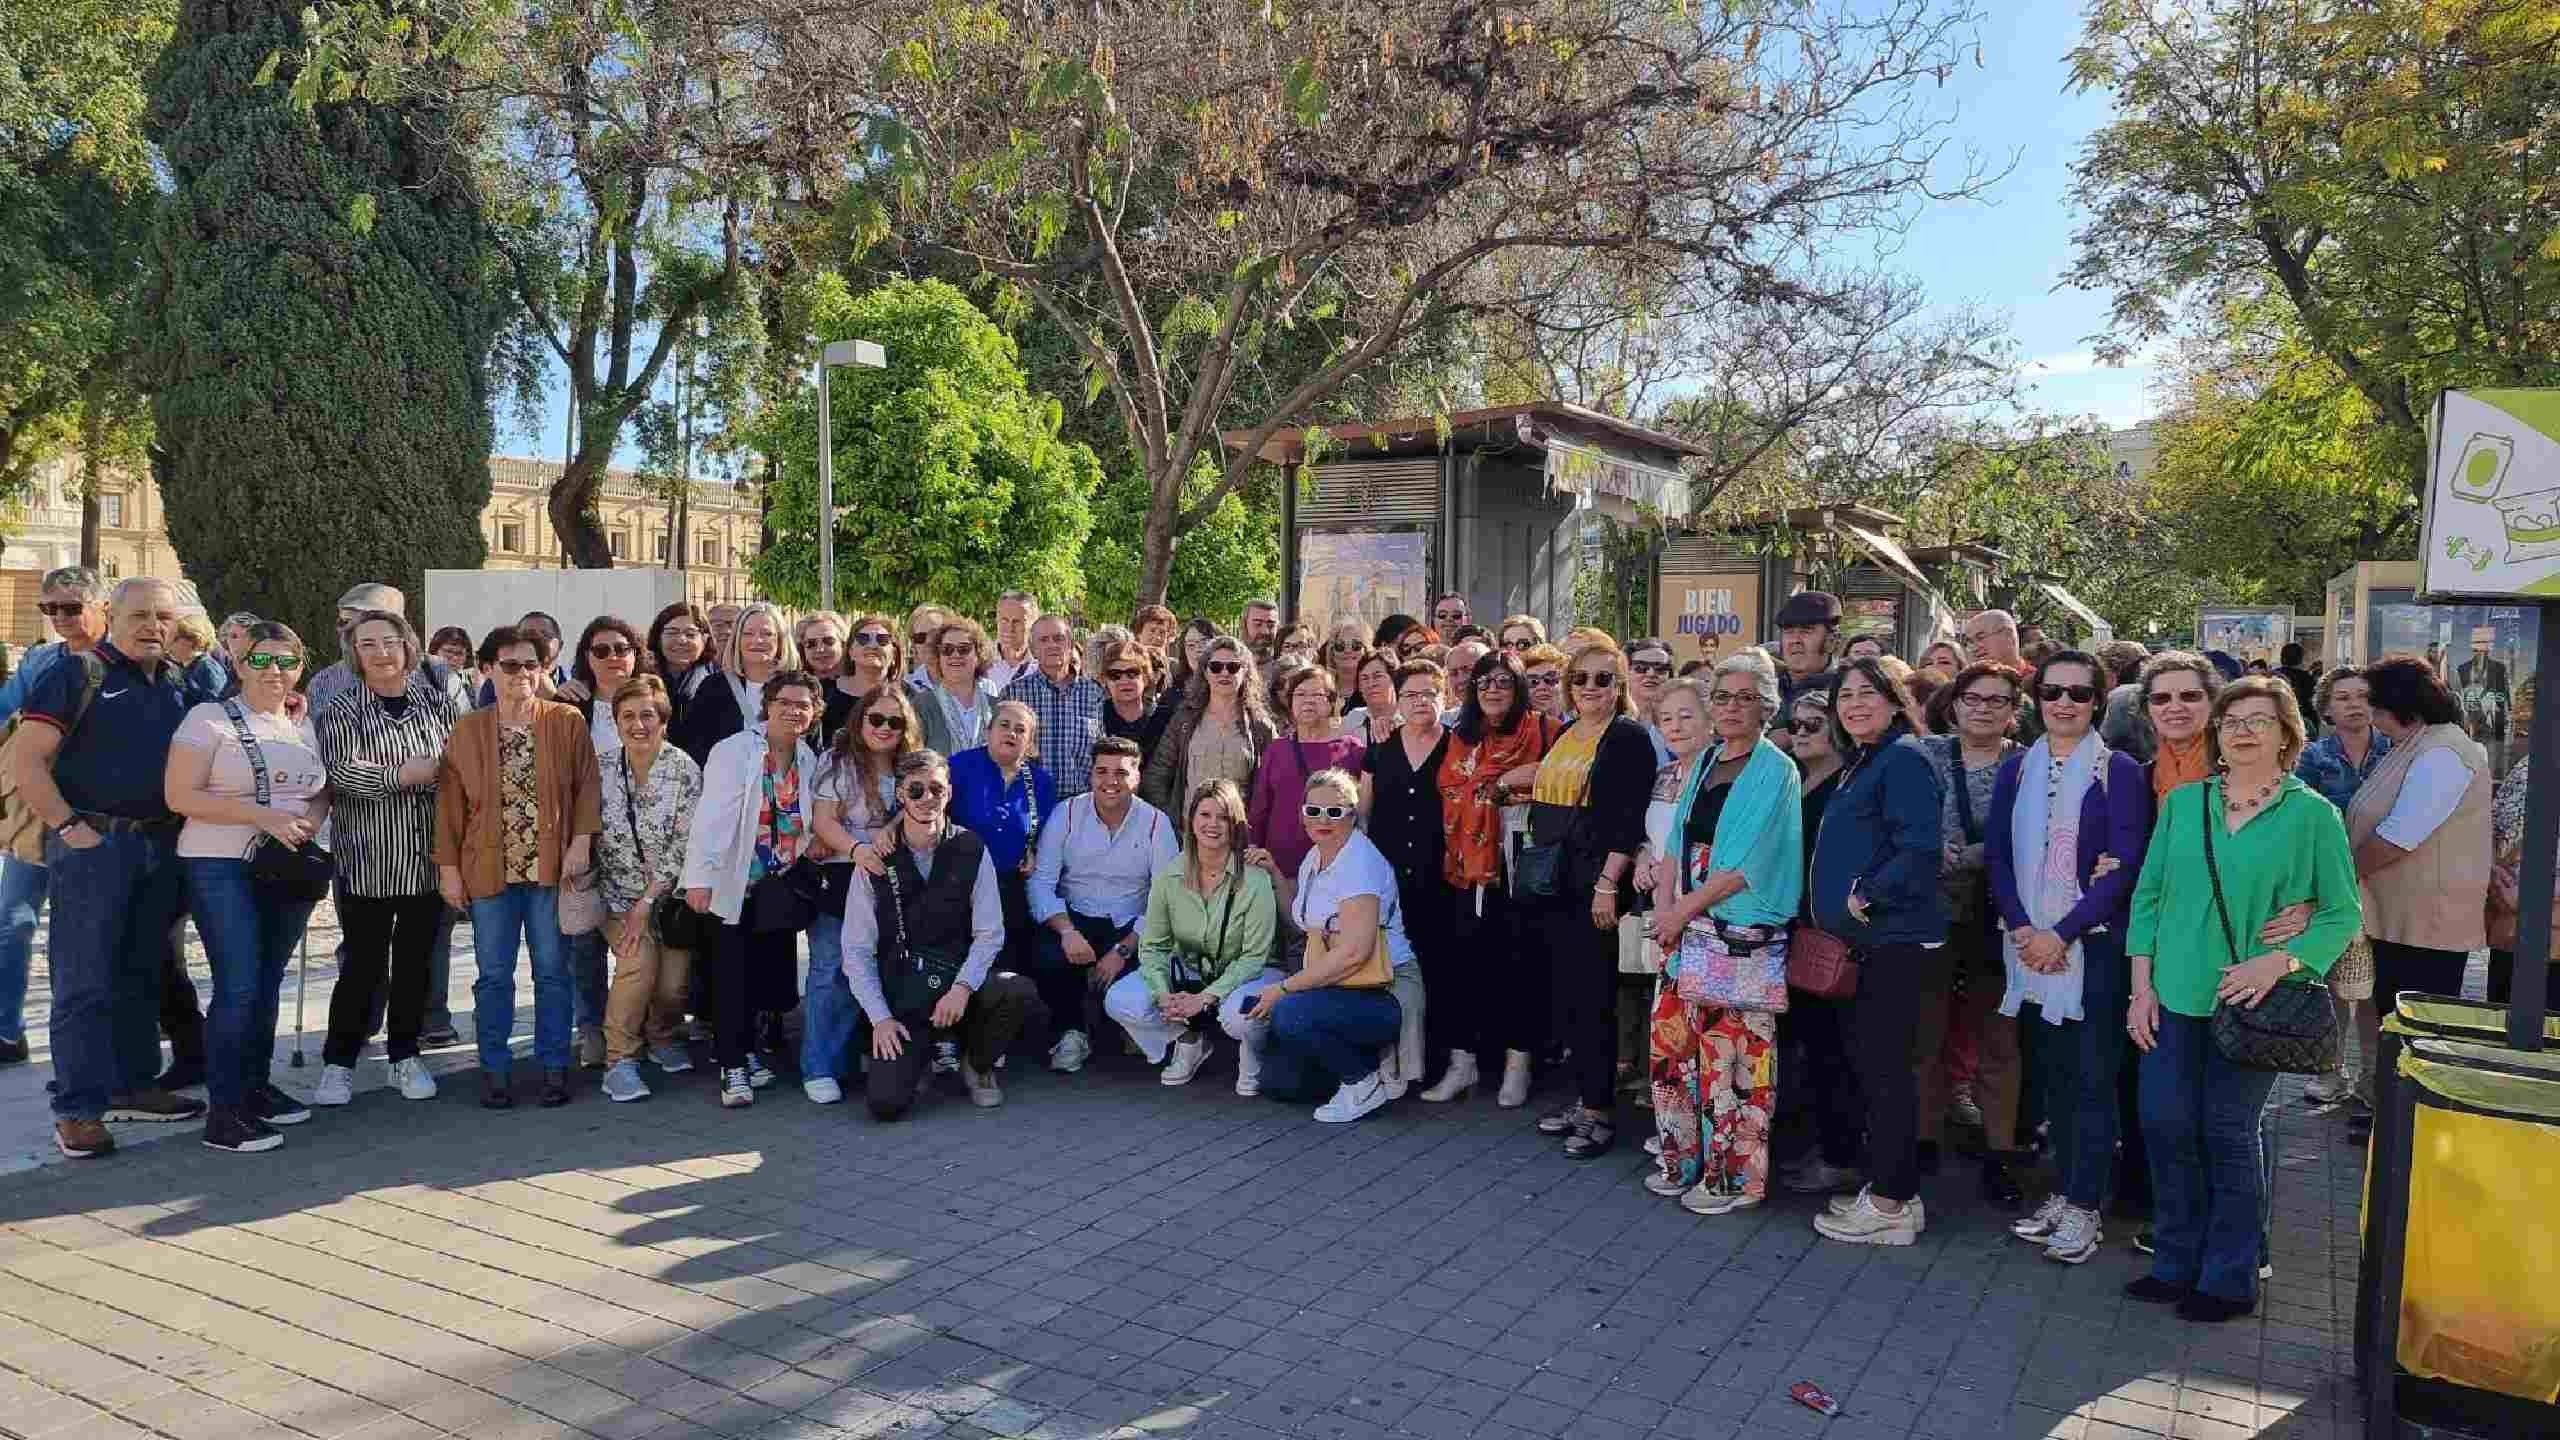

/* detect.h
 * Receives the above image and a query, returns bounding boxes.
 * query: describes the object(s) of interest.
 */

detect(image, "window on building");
[102,557,121,580]
[99,494,124,529]
[654,532,669,562]
[699,536,721,567]
[609,530,628,559]
[499,522,524,553]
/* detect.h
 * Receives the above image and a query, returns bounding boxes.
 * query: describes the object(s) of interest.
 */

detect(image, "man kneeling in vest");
[842,750,1046,1119]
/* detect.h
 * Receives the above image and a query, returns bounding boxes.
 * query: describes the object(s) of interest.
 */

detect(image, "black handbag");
[224,702,335,903]
[1167,878,1241,994]
[622,752,713,949]
[878,836,971,1015]
[2200,789,2341,1074]
[744,763,825,934]
[1516,763,1592,901]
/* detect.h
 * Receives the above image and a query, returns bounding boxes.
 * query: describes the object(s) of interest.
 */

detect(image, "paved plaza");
[0,921,2375,1440]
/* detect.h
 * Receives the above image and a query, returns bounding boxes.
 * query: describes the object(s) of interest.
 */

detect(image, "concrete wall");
[424,568,688,652]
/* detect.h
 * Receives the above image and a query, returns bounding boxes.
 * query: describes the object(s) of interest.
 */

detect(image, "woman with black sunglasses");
[556,615,653,1066]
[1140,635,1274,827]
[808,687,922,1102]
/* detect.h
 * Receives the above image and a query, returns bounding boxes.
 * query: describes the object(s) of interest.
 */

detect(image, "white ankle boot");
[1497,1050,1533,1108]
[1421,1051,1479,1102]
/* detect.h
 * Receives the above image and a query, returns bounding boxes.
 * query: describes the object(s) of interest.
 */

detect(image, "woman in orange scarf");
[2139,652,2223,803]
[1429,649,1559,1107]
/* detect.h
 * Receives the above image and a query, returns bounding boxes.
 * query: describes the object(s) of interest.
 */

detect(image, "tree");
[1078,458,1280,624]
[794,0,1992,602]
[2067,0,2560,495]
[0,0,170,517]
[750,277,1100,616]
[145,0,504,644]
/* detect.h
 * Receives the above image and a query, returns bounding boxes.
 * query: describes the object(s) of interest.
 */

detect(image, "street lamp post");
[815,338,887,609]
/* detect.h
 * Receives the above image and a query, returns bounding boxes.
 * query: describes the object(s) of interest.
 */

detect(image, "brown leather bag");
[1301,922,1393,990]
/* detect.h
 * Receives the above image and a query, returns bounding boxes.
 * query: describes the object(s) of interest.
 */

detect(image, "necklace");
[2222,773,2281,816]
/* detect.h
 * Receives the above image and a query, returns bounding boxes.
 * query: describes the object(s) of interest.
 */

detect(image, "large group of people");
[10,565,2519,1328]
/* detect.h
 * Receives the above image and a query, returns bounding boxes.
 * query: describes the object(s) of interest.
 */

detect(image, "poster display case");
[2326,561,2538,779]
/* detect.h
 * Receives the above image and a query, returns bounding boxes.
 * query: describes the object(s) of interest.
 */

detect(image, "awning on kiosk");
[1839,522,1962,642]
[2038,581,2112,643]
[1527,418,1691,526]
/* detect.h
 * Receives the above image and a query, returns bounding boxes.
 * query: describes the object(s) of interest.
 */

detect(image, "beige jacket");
[2345,722,2490,951]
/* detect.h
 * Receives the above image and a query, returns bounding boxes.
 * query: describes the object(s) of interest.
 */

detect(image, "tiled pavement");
[0,1012,2372,1440]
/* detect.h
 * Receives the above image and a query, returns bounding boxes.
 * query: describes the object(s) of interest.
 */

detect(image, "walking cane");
[290,930,308,1067]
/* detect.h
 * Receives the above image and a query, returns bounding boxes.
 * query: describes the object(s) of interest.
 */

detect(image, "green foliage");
[1078,454,1279,623]
[751,277,1099,617]
[144,0,501,646]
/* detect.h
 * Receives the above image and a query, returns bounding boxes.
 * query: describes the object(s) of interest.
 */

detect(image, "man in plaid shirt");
[1000,615,1106,799]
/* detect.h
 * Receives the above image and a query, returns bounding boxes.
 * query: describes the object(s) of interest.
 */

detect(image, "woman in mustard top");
[2125,677,2360,1324]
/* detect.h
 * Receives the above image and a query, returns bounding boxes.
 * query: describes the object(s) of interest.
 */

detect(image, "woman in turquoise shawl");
[1637,653,1802,1214]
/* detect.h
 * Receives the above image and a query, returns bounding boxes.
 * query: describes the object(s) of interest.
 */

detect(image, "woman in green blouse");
[2125,676,2360,1324]
[1102,779,1277,1086]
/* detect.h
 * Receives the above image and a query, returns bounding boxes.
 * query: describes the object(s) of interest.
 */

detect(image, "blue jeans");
[1262,987,1402,1102]
[45,827,185,1119]
[802,920,861,1081]
[185,858,318,1109]
[2022,929,2131,1210]
[2139,1010,2278,1303]
[470,884,570,1074]
[0,853,45,1045]
[568,930,608,1033]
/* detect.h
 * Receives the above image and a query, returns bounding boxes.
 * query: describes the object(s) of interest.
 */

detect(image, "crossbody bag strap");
[1950,744,1981,844]
[621,751,650,881]
[1213,869,1239,963]
[2199,787,2240,966]
[222,700,274,808]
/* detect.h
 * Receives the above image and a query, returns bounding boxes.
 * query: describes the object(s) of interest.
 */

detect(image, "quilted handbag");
[2201,795,2340,1075]
[1673,919,1790,1013]
[1787,923,1859,998]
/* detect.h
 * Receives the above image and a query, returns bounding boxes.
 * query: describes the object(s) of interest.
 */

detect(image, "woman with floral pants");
[1652,994,1776,1202]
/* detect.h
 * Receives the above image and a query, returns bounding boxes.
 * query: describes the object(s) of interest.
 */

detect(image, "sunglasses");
[1205,660,1244,676]
[1629,660,1674,676]
[1477,674,1517,690]
[1788,720,1826,737]
[1525,672,1562,687]
[1435,609,1467,621]
[938,642,978,658]
[589,641,635,660]
[1328,640,1365,653]
[910,634,935,648]
[242,651,303,672]
[902,781,950,800]
[495,658,542,675]
[852,630,892,646]
[1501,638,1532,650]
[864,713,908,732]
[35,602,86,618]
[1105,666,1144,681]
[1569,670,1617,689]
[802,634,843,648]
[2038,683,2099,704]
[1301,803,1355,821]
[2148,687,2208,706]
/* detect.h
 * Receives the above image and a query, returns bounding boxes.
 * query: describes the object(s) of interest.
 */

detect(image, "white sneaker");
[601,1061,650,1103]
[1234,1049,1262,1098]
[1681,1182,1762,1217]
[1049,1030,1091,1074]
[2303,1069,2353,1105]
[1313,1072,1391,1124]
[1161,1034,1211,1087]
[932,1039,960,1075]
[803,1076,843,1105]
[2043,1205,2103,1265]
[1828,1188,1926,1230]
[1643,1171,1686,1197]
[391,1057,437,1101]
[1812,1188,1923,1247]
[314,1064,355,1107]
[2013,1193,2070,1242]
[719,1066,754,1108]
[1643,1134,1664,1157]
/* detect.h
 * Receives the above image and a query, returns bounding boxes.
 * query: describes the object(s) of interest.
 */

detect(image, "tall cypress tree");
[145,0,500,647]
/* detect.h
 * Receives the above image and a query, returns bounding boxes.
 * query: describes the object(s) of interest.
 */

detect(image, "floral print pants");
[1651,988,1777,1196]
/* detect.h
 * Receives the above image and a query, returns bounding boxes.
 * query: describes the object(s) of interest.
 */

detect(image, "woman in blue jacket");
[1984,649,2155,1266]
[1808,657,1944,1247]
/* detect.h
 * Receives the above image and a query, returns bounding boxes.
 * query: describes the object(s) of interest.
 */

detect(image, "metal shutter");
[1300,459,1443,524]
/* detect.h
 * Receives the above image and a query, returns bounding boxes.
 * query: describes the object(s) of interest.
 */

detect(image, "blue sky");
[510,4,2150,465]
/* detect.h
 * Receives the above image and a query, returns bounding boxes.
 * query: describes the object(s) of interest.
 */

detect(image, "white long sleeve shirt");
[839,836,1005,1024]
[1027,793,1179,927]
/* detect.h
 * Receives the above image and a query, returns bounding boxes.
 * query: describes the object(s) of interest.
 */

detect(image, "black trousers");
[865,974,1045,1121]
[1542,895,1620,1111]
[327,892,441,1066]
[708,920,798,1067]
[1789,989,1865,1167]
[1031,911,1125,1044]
[2369,938,2469,1017]
[1851,941,1930,1203]
[159,904,205,1065]
[1447,884,1544,1058]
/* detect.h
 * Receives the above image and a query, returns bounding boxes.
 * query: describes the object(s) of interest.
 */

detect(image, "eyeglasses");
[242,652,302,672]
[1328,640,1365,654]
[35,602,86,618]
[1707,689,1758,708]
[1788,720,1826,737]
[1398,688,1439,704]
[2148,687,2208,707]
[2217,713,2280,734]
[1630,660,1674,677]
[1501,637,1532,650]
[902,781,950,801]
[1525,672,1562,688]
[938,642,978,658]
[1477,675,1517,691]
[1105,666,1144,681]
[660,625,703,642]
[864,713,908,732]
[1956,692,2016,710]
[1569,670,1617,689]
[2037,683,2099,704]
[588,641,635,660]
[495,658,542,675]
[1205,660,1244,676]
[852,630,892,646]
[1301,803,1355,821]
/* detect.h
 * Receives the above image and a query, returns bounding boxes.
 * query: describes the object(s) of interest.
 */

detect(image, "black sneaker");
[104,1088,207,1123]
[248,1083,312,1127]
[2176,1291,2254,1324]
[539,1068,571,1107]
[0,1036,28,1064]
[202,1107,283,1154]
[418,1025,461,1048]
[2123,1276,2187,1304]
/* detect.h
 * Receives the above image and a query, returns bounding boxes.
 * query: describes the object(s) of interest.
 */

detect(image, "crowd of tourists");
[3,563,2514,1327]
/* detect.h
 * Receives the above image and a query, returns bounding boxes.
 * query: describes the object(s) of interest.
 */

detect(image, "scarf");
[1666,734,1802,929]
[2003,730,2103,1023]
[1441,713,1557,889]
[2153,732,2210,803]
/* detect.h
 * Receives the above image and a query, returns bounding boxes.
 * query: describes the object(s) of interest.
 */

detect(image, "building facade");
[0,453,765,648]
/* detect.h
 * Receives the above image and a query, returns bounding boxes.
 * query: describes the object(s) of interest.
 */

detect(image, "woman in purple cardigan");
[1983,648,2155,1267]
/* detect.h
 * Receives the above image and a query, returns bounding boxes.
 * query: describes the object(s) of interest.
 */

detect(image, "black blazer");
[670,667,747,768]
[1563,716,1659,891]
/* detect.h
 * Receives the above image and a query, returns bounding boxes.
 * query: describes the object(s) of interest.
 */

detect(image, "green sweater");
[2128,776,2363,1018]
[1135,857,1277,1001]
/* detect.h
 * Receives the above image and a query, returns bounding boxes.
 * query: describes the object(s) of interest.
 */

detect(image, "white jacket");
[681,730,825,924]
